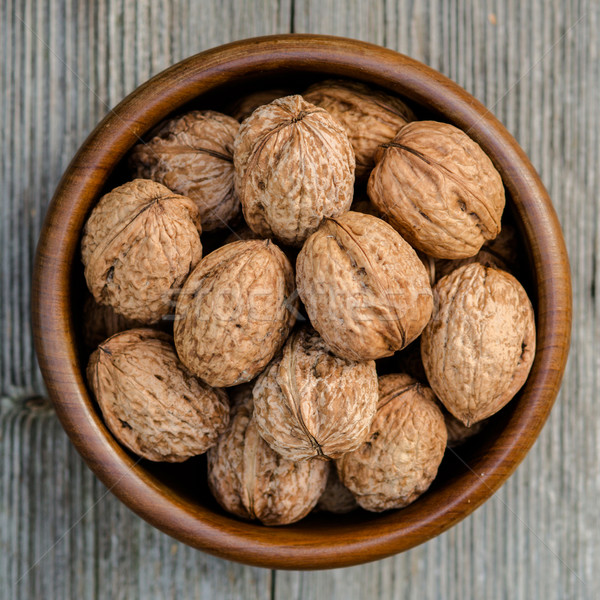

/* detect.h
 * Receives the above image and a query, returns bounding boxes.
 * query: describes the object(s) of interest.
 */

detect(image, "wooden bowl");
[32,34,572,569]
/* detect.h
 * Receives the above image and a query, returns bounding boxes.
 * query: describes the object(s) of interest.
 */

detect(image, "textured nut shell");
[82,295,144,349]
[229,89,290,122]
[434,223,520,282]
[252,327,378,461]
[207,391,328,526]
[81,179,202,324]
[233,95,355,246]
[86,329,229,462]
[130,111,240,231]
[304,79,415,178]
[368,121,505,259]
[316,463,358,514]
[174,240,297,387]
[337,374,447,512]
[421,263,536,425]
[296,212,433,361]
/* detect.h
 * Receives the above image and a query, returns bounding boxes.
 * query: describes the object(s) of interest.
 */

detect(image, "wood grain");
[1,0,597,598]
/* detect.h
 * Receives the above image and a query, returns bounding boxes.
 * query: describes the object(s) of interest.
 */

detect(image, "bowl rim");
[32,33,572,570]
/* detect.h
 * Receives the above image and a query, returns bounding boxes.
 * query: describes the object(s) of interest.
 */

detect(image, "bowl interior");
[35,36,570,569]
[75,73,530,504]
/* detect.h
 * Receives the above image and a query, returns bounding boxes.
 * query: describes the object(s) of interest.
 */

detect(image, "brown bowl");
[32,34,572,569]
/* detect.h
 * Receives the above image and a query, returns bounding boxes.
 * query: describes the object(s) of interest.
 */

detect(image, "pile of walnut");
[82,80,536,526]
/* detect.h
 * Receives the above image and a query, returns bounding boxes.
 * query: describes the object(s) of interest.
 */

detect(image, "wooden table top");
[1,1,597,598]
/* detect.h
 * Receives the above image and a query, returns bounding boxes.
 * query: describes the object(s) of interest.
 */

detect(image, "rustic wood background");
[1,1,598,598]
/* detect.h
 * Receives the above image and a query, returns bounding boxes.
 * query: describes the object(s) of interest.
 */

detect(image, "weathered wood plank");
[1,0,599,598]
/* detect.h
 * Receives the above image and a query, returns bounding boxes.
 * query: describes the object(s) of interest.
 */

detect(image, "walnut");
[207,388,328,526]
[421,263,536,425]
[304,79,415,178]
[82,295,144,349]
[130,111,240,231]
[336,374,447,512]
[229,89,290,122]
[233,95,355,246]
[81,179,202,324]
[316,463,358,514]
[87,329,229,462]
[434,222,520,282]
[367,121,505,259]
[174,239,297,387]
[296,211,433,361]
[252,327,378,461]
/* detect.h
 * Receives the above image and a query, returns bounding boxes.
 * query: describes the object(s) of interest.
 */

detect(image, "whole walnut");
[434,222,520,282]
[174,240,297,387]
[368,121,505,259]
[252,327,379,461]
[421,263,536,426]
[229,88,290,122]
[207,389,328,526]
[130,110,240,231]
[233,95,355,246]
[337,374,447,512]
[87,329,229,462]
[81,179,202,324]
[316,463,358,514]
[296,211,433,361]
[304,79,415,178]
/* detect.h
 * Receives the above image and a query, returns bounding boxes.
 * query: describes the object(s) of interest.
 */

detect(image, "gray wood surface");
[1,1,598,598]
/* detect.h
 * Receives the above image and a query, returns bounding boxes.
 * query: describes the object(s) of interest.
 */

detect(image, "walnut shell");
[130,111,240,231]
[367,121,505,259]
[252,327,378,461]
[336,374,447,512]
[207,389,328,526]
[304,79,415,178]
[316,463,358,514]
[174,239,297,387]
[421,263,536,426]
[229,89,290,122]
[434,222,520,282]
[81,179,202,324]
[87,329,229,462]
[296,211,433,361]
[233,95,355,246]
